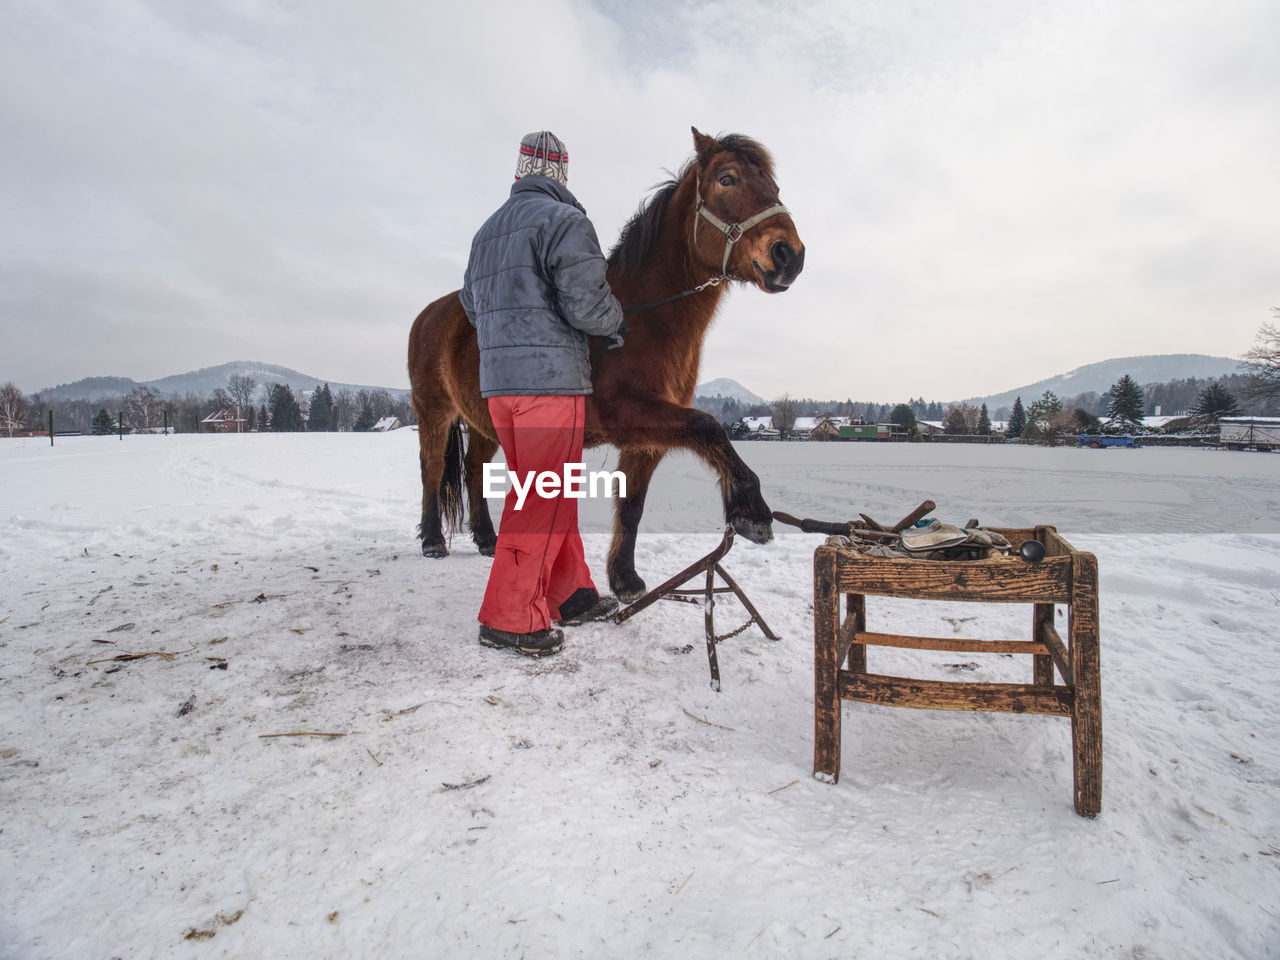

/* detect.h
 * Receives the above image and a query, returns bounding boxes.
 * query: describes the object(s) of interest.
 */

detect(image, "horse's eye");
[718,174,736,187]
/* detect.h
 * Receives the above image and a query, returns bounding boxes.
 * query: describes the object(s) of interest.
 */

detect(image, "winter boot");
[554,588,620,626]
[478,624,564,657]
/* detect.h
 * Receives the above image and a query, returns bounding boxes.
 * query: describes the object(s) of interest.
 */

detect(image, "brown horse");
[407,127,805,602]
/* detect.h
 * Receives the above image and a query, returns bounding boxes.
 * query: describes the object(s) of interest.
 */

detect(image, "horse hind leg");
[417,417,464,558]
[463,431,499,556]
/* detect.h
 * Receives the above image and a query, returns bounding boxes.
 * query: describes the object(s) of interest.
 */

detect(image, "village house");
[198,408,246,433]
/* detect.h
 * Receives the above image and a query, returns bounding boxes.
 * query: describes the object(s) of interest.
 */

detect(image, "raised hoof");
[731,516,774,545]
[421,541,449,559]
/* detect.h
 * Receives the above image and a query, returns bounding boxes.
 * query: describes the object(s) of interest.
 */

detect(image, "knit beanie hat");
[515,131,568,186]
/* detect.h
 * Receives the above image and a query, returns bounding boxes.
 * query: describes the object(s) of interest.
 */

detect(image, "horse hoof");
[611,574,648,604]
[731,516,774,545]
[422,542,449,559]
[473,536,497,557]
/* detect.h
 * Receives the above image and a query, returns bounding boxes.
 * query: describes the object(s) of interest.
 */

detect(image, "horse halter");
[619,170,792,317]
[692,170,792,279]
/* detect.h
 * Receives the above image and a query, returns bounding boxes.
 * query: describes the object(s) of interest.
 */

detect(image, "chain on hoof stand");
[610,527,779,691]
[408,128,804,592]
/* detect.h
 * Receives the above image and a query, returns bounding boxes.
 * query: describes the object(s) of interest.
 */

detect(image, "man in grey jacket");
[460,131,626,656]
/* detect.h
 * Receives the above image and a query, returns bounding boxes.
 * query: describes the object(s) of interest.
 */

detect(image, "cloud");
[2,0,1277,403]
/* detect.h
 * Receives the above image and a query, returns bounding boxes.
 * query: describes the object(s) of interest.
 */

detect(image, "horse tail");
[439,418,466,534]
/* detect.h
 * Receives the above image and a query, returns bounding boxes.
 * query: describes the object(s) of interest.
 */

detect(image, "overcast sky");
[2,0,1277,402]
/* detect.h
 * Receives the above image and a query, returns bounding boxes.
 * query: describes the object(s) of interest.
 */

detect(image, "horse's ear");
[691,127,720,165]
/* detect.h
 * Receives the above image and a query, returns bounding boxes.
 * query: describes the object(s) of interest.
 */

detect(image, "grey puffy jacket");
[460,177,625,398]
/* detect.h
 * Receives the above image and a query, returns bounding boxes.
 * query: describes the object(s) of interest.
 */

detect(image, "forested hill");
[966,354,1239,412]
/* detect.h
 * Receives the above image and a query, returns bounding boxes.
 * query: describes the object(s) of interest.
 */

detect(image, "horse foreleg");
[607,447,663,602]
[611,401,773,546]
[707,420,774,545]
[463,431,499,556]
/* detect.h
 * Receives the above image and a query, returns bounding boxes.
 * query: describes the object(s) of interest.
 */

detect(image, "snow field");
[1,433,1278,958]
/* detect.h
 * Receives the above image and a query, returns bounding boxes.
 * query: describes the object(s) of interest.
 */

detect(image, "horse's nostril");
[771,240,794,271]
[771,240,804,278]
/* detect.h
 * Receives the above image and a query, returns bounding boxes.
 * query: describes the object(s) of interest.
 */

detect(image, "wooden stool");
[812,526,1101,817]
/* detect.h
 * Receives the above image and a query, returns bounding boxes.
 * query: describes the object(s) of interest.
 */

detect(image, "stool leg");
[846,593,866,674]
[814,549,841,783]
[1070,553,1102,817]
[1033,603,1055,686]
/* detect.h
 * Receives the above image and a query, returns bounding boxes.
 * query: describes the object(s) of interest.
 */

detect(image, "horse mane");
[607,134,776,276]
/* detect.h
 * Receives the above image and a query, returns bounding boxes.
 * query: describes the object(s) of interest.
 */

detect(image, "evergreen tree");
[1025,391,1070,444]
[309,383,334,431]
[257,402,270,432]
[889,403,917,433]
[1026,390,1064,425]
[1005,397,1026,439]
[1073,408,1102,432]
[942,406,969,435]
[92,408,115,435]
[1106,374,1145,427]
[268,383,305,432]
[353,394,377,432]
[1191,381,1240,421]
[978,403,991,435]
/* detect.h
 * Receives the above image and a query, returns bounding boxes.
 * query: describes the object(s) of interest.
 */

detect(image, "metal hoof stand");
[611,526,778,691]
[812,525,1102,817]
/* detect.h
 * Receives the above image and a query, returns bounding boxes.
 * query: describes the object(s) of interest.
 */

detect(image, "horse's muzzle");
[756,240,805,292]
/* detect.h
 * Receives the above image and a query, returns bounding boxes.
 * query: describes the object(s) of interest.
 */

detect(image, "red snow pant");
[478,394,597,634]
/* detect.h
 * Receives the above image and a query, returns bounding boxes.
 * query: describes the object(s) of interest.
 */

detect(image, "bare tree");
[0,382,29,436]
[771,393,798,439]
[332,389,356,432]
[1241,313,1280,403]
[942,403,979,435]
[124,385,163,432]
[227,374,257,433]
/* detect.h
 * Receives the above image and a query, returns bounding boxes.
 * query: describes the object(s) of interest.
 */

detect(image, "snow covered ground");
[2,433,1278,959]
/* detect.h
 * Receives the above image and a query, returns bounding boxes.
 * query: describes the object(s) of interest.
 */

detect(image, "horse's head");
[690,127,805,293]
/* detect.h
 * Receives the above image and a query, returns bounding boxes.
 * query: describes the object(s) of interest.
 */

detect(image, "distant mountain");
[695,377,765,407]
[34,361,408,402]
[966,354,1242,412]
[35,376,144,402]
